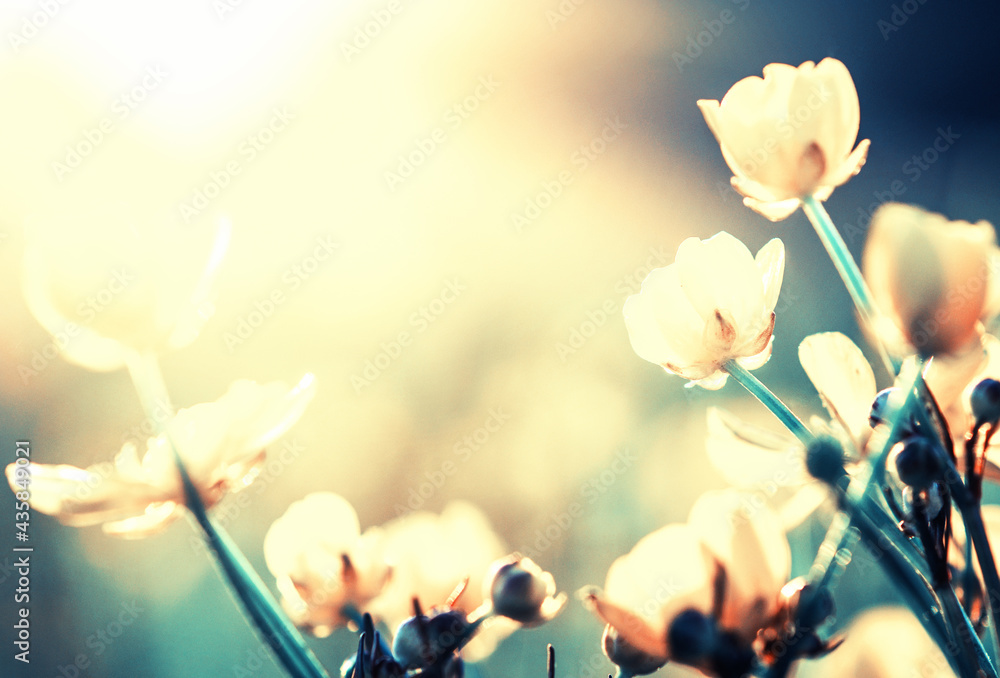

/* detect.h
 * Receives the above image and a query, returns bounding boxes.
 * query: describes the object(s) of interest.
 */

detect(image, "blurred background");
[1,0,1000,675]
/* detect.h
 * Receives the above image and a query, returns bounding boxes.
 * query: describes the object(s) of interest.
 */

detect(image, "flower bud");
[891,436,941,490]
[863,202,997,357]
[392,609,469,670]
[805,436,846,484]
[667,608,716,665]
[602,624,666,676]
[971,378,1000,425]
[487,556,565,625]
[869,387,897,428]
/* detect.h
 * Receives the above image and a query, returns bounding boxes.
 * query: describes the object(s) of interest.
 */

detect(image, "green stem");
[939,582,996,678]
[801,196,898,376]
[849,494,969,678]
[126,352,329,678]
[722,360,814,446]
[953,483,1000,661]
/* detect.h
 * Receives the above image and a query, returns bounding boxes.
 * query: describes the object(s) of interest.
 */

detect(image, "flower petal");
[799,332,877,444]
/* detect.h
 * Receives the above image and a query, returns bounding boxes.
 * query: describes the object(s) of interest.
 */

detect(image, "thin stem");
[939,582,996,678]
[849,494,969,677]
[722,360,814,445]
[801,196,897,376]
[126,352,329,678]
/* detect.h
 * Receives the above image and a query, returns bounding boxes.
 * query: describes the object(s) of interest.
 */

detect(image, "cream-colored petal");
[264,492,363,579]
[5,461,177,527]
[799,332,878,443]
[822,139,871,190]
[705,407,806,488]
[756,239,786,312]
[580,589,668,660]
[689,370,730,390]
[675,233,765,340]
[688,490,789,636]
[624,265,707,368]
[102,502,181,538]
[742,196,802,222]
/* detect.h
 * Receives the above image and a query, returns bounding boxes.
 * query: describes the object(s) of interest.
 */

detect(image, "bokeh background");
[2,0,1000,676]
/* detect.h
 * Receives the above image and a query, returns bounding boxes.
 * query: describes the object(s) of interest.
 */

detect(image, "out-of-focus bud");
[971,378,1000,425]
[890,436,942,490]
[392,608,470,671]
[486,555,566,626]
[805,435,847,484]
[863,202,997,357]
[602,624,666,676]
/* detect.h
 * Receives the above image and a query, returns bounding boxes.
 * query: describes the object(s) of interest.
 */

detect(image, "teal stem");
[849,493,971,678]
[950,479,1000,661]
[801,195,898,376]
[901,374,1000,660]
[938,582,997,678]
[125,352,329,678]
[722,360,814,445]
[846,359,926,508]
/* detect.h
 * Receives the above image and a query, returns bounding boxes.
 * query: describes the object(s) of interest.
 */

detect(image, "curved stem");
[722,360,814,445]
[126,352,329,678]
[801,196,898,377]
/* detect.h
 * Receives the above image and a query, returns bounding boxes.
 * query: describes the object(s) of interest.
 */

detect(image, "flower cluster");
[16,55,1000,678]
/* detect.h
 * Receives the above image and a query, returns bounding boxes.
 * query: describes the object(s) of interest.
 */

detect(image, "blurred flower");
[21,204,229,371]
[367,501,517,661]
[264,492,390,636]
[485,555,566,626]
[698,58,869,221]
[863,202,998,357]
[623,232,784,389]
[791,607,954,678]
[582,490,790,673]
[5,375,315,538]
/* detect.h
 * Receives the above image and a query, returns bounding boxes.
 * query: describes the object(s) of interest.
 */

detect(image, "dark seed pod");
[971,378,1000,425]
[602,624,666,676]
[891,436,941,490]
[667,608,716,666]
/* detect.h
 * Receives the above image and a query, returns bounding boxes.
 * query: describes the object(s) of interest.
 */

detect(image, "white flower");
[264,492,390,636]
[583,490,790,664]
[698,58,869,221]
[623,232,784,389]
[21,203,230,371]
[5,375,316,538]
[863,202,998,357]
